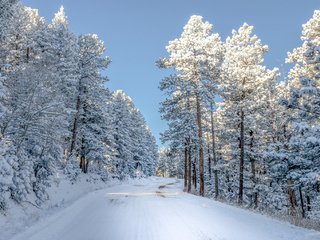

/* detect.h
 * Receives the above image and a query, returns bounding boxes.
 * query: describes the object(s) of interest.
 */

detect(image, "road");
[10,177,320,240]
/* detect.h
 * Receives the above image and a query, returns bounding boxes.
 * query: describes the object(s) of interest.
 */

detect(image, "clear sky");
[22,0,320,146]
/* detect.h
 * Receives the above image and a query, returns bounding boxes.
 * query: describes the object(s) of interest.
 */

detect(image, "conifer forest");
[0,1,320,240]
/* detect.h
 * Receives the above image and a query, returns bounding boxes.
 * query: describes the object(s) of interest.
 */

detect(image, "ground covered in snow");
[2,177,319,240]
[0,174,118,240]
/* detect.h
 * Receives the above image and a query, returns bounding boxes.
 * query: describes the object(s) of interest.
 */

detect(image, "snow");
[4,177,320,240]
[0,174,118,240]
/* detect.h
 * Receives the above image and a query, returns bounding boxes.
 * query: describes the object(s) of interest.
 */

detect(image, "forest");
[0,0,158,212]
[157,12,320,224]
[0,0,320,235]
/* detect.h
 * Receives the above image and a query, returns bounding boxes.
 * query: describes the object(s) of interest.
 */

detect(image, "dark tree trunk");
[186,97,192,193]
[239,110,245,204]
[188,139,192,192]
[79,137,88,173]
[80,155,85,172]
[196,95,204,196]
[210,106,219,199]
[26,47,30,62]
[193,158,197,190]
[226,170,231,193]
[298,186,305,218]
[184,142,188,190]
[306,195,311,212]
[253,192,258,209]
[249,130,257,208]
[288,179,297,216]
[250,156,258,209]
[206,134,211,180]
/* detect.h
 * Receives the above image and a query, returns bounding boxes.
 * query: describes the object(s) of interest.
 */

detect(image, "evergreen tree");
[221,23,278,204]
[0,139,15,211]
[70,34,110,173]
[111,90,158,179]
[159,15,224,195]
[282,10,320,219]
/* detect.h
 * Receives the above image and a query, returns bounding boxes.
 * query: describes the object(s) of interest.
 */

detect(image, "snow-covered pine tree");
[0,139,15,212]
[144,128,159,176]
[36,6,82,177]
[221,23,278,204]
[130,108,158,177]
[110,90,158,179]
[48,6,79,112]
[110,90,136,179]
[282,10,320,219]
[3,5,44,67]
[159,74,197,191]
[69,34,110,174]
[159,15,224,196]
[260,82,291,213]
[0,0,19,35]
[0,5,69,204]
[156,148,169,177]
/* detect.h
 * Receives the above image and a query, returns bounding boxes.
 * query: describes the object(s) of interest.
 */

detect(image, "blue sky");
[22,0,319,146]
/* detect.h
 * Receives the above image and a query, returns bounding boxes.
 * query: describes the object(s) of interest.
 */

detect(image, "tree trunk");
[70,95,81,155]
[193,157,197,190]
[206,134,211,180]
[79,137,87,173]
[84,159,89,173]
[298,185,305,218]
[80,155,85,172]
[186,97,192,193]
[26,47,30,62]
[188,139,192,192]
[239,110,245,204]
[249,130,257,208]
[226,170,231,193]
[184,142,188,190]
[288,179,297,216]
[196,95,204,196]
[251,154,257,208]
[306,195,311,212]
[210,106,219,199]
[253,192,258,209]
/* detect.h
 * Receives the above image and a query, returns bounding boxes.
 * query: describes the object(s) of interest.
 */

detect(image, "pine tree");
[282,10,320,219]
[156,148,169,177]
[110,90,135,179]
[0,5,68,204]
[111,90,158,179]
[221,23,278,204]
[0,139,15,212]
[159,74,197,191]
[69,34,110,173]
[159,15,224,195]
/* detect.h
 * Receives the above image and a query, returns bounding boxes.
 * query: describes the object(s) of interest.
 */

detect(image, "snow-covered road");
[9,177,320,240]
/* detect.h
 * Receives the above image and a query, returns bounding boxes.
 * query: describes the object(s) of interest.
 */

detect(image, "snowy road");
[10,177,320,240]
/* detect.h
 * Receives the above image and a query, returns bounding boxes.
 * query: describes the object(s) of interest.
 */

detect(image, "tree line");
[157,12,320,222]
[0,1,158,212]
